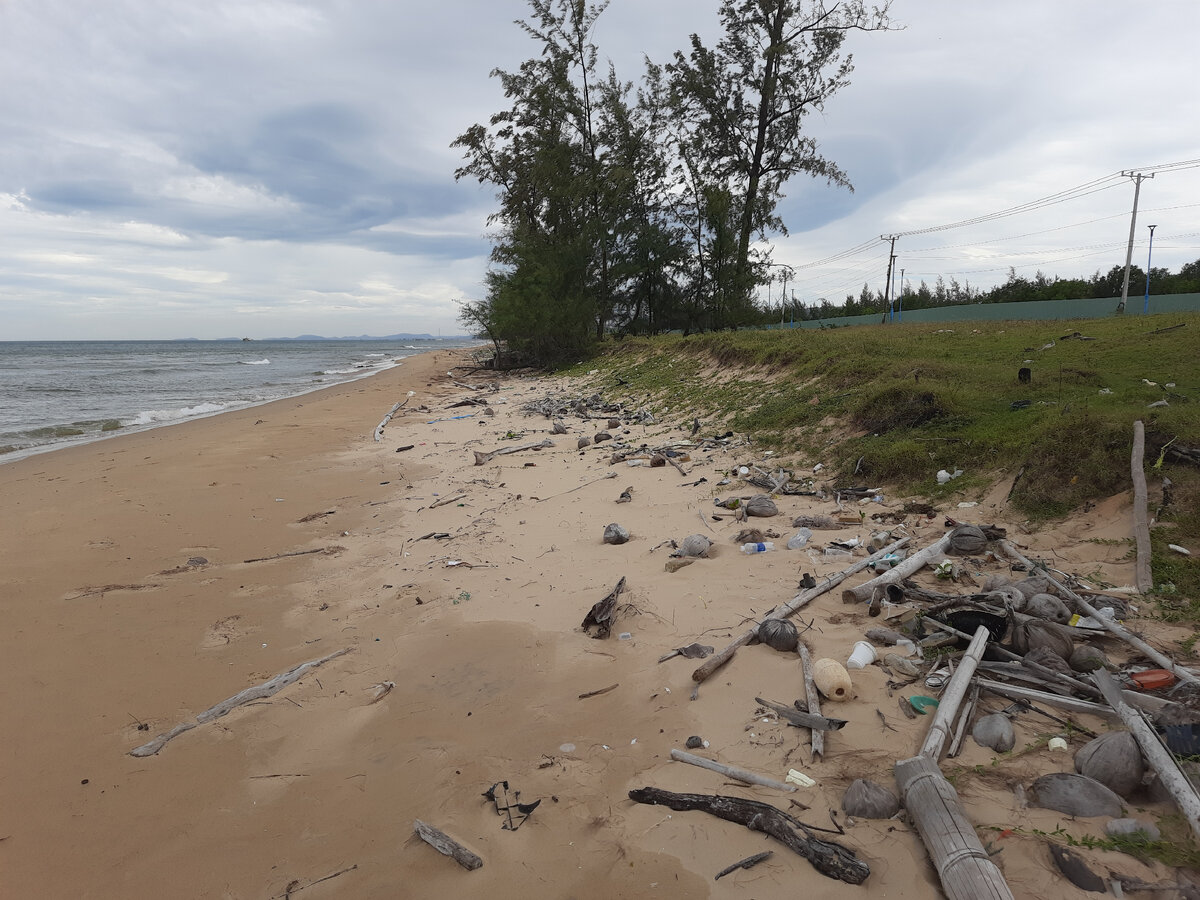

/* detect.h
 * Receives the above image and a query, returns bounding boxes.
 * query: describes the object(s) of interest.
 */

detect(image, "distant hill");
[196,334,475,342]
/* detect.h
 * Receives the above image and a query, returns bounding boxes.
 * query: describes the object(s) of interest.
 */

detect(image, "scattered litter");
[785,769,816,788]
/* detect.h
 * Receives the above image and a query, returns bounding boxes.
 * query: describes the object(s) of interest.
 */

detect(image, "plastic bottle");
[786,528,812,550]
[741,542,774,554]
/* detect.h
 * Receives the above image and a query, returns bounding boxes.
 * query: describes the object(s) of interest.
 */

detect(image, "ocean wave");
[240,359,270,365]
[128,402,228,426]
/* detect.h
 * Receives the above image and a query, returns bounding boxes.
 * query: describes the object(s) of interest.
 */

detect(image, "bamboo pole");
[977,678,1167,719]
[691,537,911,684]
[1131,420,1154,593]
[999,540,1199,686]
[1092,670,1200,841]
[921,626,989,761]
[841,533,952,605]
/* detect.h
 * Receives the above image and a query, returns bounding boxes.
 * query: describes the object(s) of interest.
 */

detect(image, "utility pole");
[898,267,905,322]
[882,234,899,323]
[1117,171,1153,313]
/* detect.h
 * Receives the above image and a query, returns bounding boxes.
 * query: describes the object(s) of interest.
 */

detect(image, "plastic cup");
[846,640,876,669]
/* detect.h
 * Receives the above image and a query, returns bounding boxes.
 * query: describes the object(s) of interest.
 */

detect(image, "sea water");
[0,338,485,462]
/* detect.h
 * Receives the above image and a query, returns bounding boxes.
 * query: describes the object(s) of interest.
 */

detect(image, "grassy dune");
[564,311,1200,602]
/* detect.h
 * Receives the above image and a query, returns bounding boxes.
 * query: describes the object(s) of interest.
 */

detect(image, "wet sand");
[1,348,1189,898]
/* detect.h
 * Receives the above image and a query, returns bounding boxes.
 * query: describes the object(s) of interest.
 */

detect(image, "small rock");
[594,432,612,443]
[1105,817,1160,841]
[577,436,592,449]
[685,735,704,750]
[842,779,899,819]
[551,420,568,434]
[186,556,209,567]
[603,523,630,545]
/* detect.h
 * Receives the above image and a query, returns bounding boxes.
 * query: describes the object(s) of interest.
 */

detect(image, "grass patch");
[563,313,1200,598]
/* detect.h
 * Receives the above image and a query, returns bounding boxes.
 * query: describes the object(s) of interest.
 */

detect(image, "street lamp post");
[1144,225,1157,314]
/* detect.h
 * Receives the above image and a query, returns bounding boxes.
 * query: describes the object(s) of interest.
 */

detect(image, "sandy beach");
[2,347,1193,899]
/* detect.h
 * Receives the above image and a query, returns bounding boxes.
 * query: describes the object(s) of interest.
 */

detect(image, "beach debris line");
[413,820,483,871]
[580,576,627,639]
[129,647,354,757]
[483,780,540,831]
[628,788,870,884]
[714,850,773,881]
[472,438,553,466]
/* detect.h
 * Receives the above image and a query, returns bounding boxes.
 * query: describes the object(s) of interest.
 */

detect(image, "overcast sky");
[2,0,1197,340]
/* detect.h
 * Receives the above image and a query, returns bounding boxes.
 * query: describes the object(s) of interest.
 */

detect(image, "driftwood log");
[841,533,952,606]
[669,748,795,792]
[130,648,354,757]
[413,820,483,871]
[692,536,911,684]
[628,787,870,884]
[472,438,553,466]
[1131,420,1154,593]
[1093,670,1200,841]
[895,624,1016,900]
[373,393,413,441]
[1000,540,1199,686]
[797,644,826,761]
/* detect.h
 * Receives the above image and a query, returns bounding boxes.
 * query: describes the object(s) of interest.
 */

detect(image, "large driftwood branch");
[373,393,413,441]
[412,819,483,871]
[472,438,553,466]
[895,756,1015,900]
[1092,670,1200,841]
[841,533,951,605]
[692,536,911,684]
[628,787,870,884]
[669,748,795,793]
[130,648,354,757]
[1000,540,1199,686]
[1131,420,1154,593]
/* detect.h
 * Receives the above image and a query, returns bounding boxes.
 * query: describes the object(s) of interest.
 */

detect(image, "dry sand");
[1,348,1193,898]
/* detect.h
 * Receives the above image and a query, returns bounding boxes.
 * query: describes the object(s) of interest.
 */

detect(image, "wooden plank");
[413,820,483,870]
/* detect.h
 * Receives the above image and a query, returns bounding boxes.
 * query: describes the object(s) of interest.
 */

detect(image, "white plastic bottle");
[741,542,774,554]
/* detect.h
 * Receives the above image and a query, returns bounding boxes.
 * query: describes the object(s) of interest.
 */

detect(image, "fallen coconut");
[757,618,799,653]
[602,523,630,545]
[593,431,612,443]
[1024,592,1072,624]
[577,436,591,449]
[842,779,899,819]
[743,495,779,517]
[1022,645,1075,677]
[1013,620,1074,660]
[677,534,712,558]
[1075,731,1145,797]
[972,713,1016,752]
[1012,575,1054,600]
[1029,773,1125,818]
[947,524,988,555]
[551,420,568,434]
[1069,644,1109,673]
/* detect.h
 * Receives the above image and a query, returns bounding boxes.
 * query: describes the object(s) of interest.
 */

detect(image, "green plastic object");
[909,695,940,715]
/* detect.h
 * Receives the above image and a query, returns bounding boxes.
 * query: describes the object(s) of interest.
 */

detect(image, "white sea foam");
[241,358,270,365]
[128,402,227,426]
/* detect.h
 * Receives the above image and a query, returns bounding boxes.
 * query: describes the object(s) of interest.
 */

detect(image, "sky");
[1,0,1197,340]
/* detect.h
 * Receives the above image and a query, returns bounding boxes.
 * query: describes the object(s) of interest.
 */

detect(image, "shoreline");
[1,348,1187,898]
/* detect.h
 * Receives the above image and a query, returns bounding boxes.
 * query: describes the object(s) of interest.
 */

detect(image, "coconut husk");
[1022,645,1075,678]
[947,524,988,556]
[577,436,591,449]
[841,779,899,819]
[677,534,711,558]
[1012,620,1074,659]
[757,618,799,653]
[743,495,779,517]
[792,515,838,530]
[1074,731,1145,797]
[981,574,1013,592]
[1069,644,1109,673]
[972,713,1016,752]
[1012,575,1053,600]
[865,627,907,645]
[1024,592,1072,624]
[1029,773,1125,818]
